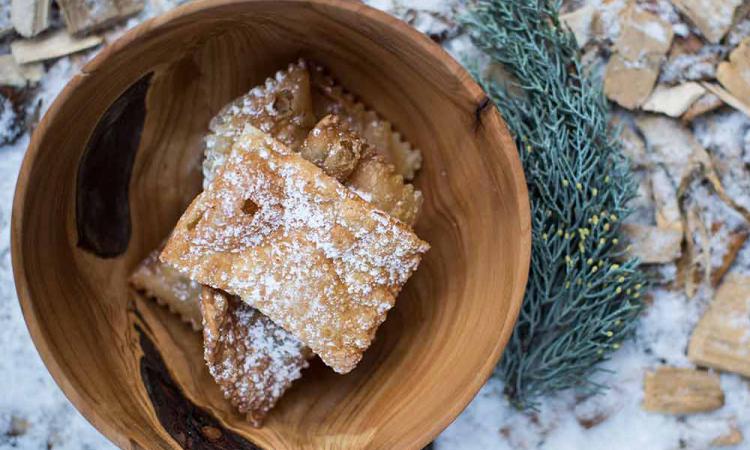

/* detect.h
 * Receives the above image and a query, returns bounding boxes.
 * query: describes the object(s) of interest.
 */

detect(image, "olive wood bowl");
[11,1,531,448]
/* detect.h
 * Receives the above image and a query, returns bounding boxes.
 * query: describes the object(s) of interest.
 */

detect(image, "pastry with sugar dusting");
[203,59,316,187]
[302,114,422,225]
[131,60,426,424]
[161,124,429,373]
[200,287,312,426]
[310,62,422,181]
[129,247,203,330]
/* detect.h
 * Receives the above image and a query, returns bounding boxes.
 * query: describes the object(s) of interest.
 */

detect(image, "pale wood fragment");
[681,93,723,122]
[635,115,712,187]
[0,55,44,87]
[642,83,706,118]
[604,7,673,109]
[717,38,750,110]
[622,223,682,264]
[561,5,597,48]
[642,367,724,414]
[689,273,750,377]
[712,426,743,447]
[10,30,103,64]
[57,0,144,35]
[672,0,747,44]
[702,82,750,119]
[10,0,50,38]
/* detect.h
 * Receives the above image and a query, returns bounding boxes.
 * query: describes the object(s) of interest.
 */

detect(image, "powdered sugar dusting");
[201,289,310,426]
[203,60,316,188]
[162,125,428,373]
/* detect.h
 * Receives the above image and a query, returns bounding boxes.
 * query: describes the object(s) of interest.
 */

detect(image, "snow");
[2,1,750,449]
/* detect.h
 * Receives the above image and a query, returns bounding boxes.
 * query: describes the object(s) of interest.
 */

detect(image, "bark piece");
[604,54,662,110]
[0,0,12,37]
[711,230,749,287]
[712,426,743,447]
[622,223,683,264]
[0,55,44,87]
[643,367,724,414]
[681,93,723,122]
[717,38,750,107]
[650,166,682,232]
[642,82,706,117]
[10,0,50,38]
[672,0,747,44]
[57,0,144,35]
[614,7,673,60]
[615,116,648,167]
[635,115,712,186]
[10,30,103,64]
[604,7,673,109]
[561,5,597,47]
[702,81,750,118]
[688,273,750,377]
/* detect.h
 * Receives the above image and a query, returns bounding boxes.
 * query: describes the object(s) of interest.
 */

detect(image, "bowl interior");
[12,1,530,449]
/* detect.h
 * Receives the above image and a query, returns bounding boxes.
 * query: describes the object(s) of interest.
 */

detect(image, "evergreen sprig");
[463,0,648,408]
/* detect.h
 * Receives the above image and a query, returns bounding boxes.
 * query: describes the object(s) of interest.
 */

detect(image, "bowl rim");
[11,0,531,448]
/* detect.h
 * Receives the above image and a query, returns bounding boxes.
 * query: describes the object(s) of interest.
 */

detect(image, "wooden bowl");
[11,1,530,448]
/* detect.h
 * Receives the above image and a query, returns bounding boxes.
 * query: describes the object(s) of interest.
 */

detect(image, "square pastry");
[161,125,429,373]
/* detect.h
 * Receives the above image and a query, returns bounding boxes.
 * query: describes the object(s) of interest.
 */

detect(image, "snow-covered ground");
[2,1,750,449]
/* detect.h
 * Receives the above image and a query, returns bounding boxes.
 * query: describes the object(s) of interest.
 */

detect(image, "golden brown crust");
[200,287,312,426]
[302,115,422,225]
[203,59,316,186]
[300,114,365,182]
[129,248,203,330]
[309,62,422,181]
[347,152,423,227]
[161,125,429,373]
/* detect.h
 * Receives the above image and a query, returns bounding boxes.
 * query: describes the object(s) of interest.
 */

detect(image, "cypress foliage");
[463,0,648,408]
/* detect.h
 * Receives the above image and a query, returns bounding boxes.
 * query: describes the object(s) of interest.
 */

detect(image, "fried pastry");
[200,287,312,426]
[309,62,422,181]
[203,59,316,187]
[302,115,422,226]
[347,152,423,227]
[299,114,365,182]
[161,125,429,373]
[129,247,202,330]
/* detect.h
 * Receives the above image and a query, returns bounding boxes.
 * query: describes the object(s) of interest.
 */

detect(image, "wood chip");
[561,5,597,48]
[604,55,661,109]
[614,117,648,167]
[689,273,750,377]
[702,81,750,119]
[10,30,102,64]
[650,166,682,232]
[712,230,749,287]
[604,7,673,109]
[643,367,724,414]
[672,0,748,44]
[57,0,144,35]
[717,37,750,108]
[0,55,44,88]
[623,223,683,264]
[712,425,743,447]
[635,115,712,186]
[681,93,724,122]
[614,7,673,60]
[10,0,50,38]
[0,0,12,37]
[642,83,706,117]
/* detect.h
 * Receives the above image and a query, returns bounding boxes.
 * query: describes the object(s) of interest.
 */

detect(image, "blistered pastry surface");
[162,126,428,373]
[200,287,311,426]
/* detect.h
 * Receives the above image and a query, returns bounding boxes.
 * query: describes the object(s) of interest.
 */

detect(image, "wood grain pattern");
[11,1,531,449]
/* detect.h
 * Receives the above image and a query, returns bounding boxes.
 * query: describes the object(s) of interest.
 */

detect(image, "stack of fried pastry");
[130,60,428,426]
